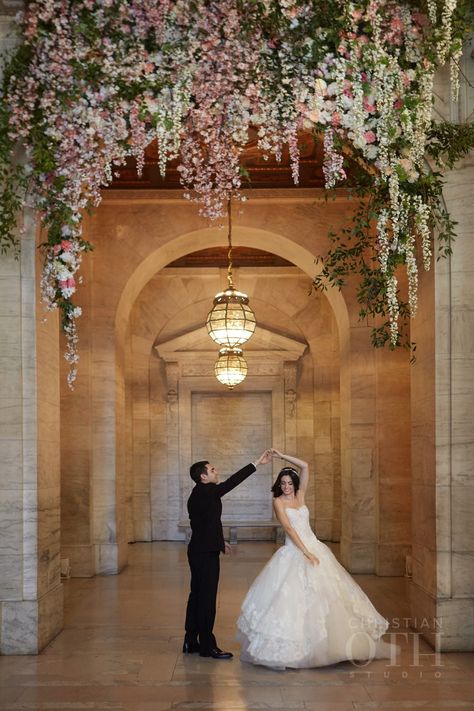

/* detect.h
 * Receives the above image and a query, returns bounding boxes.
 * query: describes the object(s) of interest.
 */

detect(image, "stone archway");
[126,262,341,549]
[114,223,350,346]
[113,222,351,553]
[57,191,412,586]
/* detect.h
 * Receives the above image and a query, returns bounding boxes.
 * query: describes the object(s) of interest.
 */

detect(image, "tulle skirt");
[237,538,393,669]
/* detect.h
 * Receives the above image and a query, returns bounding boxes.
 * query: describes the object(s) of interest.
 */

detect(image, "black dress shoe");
[199,647,233,659]
[182,640,200,654]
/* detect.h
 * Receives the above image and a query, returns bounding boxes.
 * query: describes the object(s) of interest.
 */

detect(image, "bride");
[237,449,394,669]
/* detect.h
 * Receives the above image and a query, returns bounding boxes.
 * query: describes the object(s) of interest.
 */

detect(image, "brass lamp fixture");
[206,199,256,348]
[214,347,248,389]
[207,198,256,389]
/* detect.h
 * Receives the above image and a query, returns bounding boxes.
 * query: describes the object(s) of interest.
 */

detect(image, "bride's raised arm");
[271,449,309,496]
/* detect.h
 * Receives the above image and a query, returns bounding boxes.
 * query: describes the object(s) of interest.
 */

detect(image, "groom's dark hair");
[190,460,209,484]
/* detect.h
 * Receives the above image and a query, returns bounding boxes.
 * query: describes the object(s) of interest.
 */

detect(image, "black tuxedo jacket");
[187,463,256,553]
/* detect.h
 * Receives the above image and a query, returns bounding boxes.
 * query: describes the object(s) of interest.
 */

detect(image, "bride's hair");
[271,467,300,498]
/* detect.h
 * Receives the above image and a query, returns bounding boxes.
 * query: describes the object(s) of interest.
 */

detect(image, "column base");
[376,543,411,576]
[61,544,95,578]
[340,537,375,573]
[94,542,128,575]
[410,580,474,651]
[0,584,63,655]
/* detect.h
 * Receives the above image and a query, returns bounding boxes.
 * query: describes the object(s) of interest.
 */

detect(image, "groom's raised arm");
[216,450,271,497]
[216,463,256,498]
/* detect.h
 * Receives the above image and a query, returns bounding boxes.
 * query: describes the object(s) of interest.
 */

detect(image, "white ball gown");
[237,505,392,669]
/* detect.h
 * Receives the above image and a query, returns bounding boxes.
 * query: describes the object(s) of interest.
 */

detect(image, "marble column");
[339,321,378,573]
[409,39,474,652]
[375,344,411,576]
[60,233,95,577]
[308,296,341,542]
[0,211,63,654]
[410,157,474,651]
[130,333,153,542]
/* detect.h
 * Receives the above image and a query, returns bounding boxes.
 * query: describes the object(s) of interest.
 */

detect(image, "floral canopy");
[0,0,472,384]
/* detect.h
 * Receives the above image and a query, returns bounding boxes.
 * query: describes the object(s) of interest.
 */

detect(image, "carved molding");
[283,361,298,418]
[165,362,179,403]
[155,325,307,374]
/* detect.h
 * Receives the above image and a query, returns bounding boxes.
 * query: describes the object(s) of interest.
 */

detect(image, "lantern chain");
[227,197,234,289]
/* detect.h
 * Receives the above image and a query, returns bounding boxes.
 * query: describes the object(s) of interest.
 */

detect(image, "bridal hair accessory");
[280,467,299,476]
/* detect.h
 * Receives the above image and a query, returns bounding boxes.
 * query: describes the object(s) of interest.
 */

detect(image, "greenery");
[313,119,474,351]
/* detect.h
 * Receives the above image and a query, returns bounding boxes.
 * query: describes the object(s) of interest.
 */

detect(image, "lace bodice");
[285,505,314,544]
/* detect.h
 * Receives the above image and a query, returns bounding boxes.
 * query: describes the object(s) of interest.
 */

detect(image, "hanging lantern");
[214,347,248,389]
[206,287,256,347]
[206,198,256,348]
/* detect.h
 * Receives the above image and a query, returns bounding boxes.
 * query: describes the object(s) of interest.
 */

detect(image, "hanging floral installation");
[0,0,472,384]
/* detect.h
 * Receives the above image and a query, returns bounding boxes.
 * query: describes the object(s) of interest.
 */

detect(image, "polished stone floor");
[0,541,473,710]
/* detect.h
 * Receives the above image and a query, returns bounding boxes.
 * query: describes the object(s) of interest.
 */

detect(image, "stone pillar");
[0,17,63,653]
[87,264,129,575]
[340,322,377,573]
[60,236,94,577]
[90,316,128,574]
[375,345,411,576]
[409,39,474,651]
[130,333,152,541]
[149,354,175,539]
[0,211,63,654]
[441,159,474,650]
[410,157,474,651]
[309,301,341,542]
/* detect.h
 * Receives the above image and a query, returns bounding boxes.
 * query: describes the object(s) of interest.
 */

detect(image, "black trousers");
[185,548,220,652]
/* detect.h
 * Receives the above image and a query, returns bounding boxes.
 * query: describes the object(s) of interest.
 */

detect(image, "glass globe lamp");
[214,347,248,389]
[206,288,256,347]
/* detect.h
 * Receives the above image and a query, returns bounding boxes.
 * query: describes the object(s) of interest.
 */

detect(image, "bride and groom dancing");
[183,448,392,669]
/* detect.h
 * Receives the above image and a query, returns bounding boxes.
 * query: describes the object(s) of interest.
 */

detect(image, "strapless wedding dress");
[237,505,392,669]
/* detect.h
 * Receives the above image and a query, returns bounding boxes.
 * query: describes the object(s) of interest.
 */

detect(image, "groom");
[183,451,272,659]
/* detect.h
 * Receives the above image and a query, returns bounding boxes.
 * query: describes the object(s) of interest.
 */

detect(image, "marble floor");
[0,541,473,711]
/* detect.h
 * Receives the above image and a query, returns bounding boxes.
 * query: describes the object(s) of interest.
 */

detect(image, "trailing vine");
[314,120,474,351]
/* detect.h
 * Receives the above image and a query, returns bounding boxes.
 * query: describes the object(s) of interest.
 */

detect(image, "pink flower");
[61,239,72,251]
[393,99,403,110]
[66,278,75,289]
[390,18,404,32]
[363,97,376,113]
[53,244,62,255]
[331,112,341,127]
[364,130,376,144]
